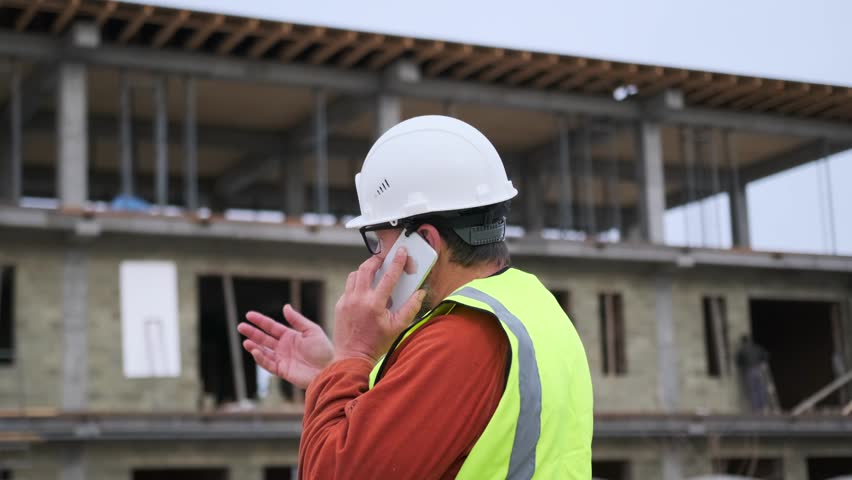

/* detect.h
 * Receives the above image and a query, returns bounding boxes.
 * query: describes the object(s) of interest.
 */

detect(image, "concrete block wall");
[82,235,359,412]
[2,232,850,416]
[673,269,851,414]
[527,258,663,412]
[0,234,65,410]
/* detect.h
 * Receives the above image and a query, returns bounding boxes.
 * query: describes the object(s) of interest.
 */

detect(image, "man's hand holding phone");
[332,248,426,365]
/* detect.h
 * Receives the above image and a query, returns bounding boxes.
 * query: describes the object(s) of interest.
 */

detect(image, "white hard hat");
[345,115,518,229]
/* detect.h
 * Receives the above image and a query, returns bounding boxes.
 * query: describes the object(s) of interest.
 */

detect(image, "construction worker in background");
[735,335,774,412]
[239,116,593,479]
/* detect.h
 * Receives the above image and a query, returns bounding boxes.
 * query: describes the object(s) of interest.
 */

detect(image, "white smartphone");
[372,230,438,313]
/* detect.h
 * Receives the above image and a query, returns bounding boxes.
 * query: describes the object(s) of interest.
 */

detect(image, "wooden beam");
[478,51,531,82]
[152,9,190,47]
[15,0,43,32]
[749,83,811,111]
[248,23,292,59]
[338,34,384,68]
[280,26,325,61]
[729,79,785,109]
[184,13,224,50]
[800,88,852,116]
[559,61,612,90]
[821,98,852,119]
[94,0,117,27]
[704,78,763,107]
[51,0,80,34]
[413,40,445,63]
[308,31,357,64]
[623,65,664,85]
[216,18,259,55]
[425,44,473,76]
[686,75,737,103]
[776,84,833,114]
[532,58,587,88]
[451,48,504,79]
[368,37,414,70]
[584,64,638,93]
[505,54,559,85]
[117,5,154,44]
[637,69,698,97]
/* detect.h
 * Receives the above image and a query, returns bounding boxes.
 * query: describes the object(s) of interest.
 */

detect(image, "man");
[239,116,593,479]
[735,335,773,412]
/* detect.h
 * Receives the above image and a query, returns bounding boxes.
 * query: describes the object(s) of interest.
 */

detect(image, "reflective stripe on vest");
[454,286,541,479]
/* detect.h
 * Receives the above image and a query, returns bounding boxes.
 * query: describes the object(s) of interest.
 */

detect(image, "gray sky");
[129,0,852,254]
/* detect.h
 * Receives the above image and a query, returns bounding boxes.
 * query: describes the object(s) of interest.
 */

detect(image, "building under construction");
[0,1,851,479]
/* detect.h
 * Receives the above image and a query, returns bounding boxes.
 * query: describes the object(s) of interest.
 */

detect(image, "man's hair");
[417,201,512,268]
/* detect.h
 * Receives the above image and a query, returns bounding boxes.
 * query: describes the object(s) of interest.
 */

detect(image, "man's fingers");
[244,339,277,373]
[344,271,357,294]
[392,289,426,330]
[356,254,384,292]
[244,311,286,338]
[238,322,279,350]
[283,304,318,334]
[375,247,408,300]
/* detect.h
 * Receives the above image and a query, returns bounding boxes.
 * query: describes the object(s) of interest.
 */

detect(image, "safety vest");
[369,268,593,479]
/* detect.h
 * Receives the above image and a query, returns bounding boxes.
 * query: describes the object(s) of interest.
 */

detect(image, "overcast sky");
[129,0,851,254]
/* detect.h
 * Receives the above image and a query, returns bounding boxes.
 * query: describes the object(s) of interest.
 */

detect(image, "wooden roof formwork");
[0,0,850,124]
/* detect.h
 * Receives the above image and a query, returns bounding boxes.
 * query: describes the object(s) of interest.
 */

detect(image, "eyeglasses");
[359,223,399,255]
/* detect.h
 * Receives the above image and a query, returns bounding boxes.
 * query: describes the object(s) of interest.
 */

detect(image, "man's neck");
[431,261,505,303]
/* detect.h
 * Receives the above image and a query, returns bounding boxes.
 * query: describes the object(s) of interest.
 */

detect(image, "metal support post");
[606,122,622,236]
[183,77,198,210]
[2,63,23,204]
[709,129,723,247]
[314,90,329,215]
[222,275,248,404]
[581,123,596,236]
[557,115,573,232]
[681,126,697,245]
[119,72,134,197]
[725,131,751,248]
[154,76,169,207]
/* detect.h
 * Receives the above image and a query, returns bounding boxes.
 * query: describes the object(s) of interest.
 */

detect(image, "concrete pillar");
[783,447,808,480]
[62,248,89,410]
[661,446,685,480]
[376,94,401,137]
[57,22,99,209]
[60,446,86,480]
[635,120,666,243]
[725,132,751,248]
[655,274,680,411]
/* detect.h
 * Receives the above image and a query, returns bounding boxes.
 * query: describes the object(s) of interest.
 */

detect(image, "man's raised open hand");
[238,304,333,389]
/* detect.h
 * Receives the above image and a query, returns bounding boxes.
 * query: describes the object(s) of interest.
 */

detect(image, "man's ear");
[417,224,442,251]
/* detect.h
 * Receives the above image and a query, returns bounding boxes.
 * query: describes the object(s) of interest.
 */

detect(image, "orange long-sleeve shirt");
[299,307,509,479]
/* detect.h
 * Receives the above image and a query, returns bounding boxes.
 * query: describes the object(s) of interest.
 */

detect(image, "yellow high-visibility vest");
[369,268,593,479]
